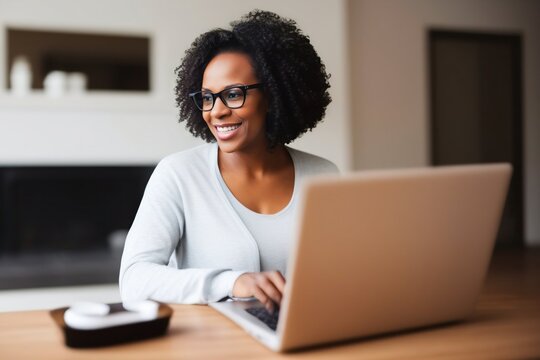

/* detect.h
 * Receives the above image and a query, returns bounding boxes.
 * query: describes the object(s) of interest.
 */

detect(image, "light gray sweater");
[119,143,338,304]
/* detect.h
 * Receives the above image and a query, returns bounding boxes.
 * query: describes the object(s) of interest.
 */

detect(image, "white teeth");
[216,124,241,133]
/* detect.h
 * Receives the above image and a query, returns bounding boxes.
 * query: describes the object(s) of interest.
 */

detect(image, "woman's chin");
[214,128,248,153]
[216,138,242,154]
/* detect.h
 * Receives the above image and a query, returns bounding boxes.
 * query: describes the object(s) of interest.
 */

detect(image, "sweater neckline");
[208,143,261,271]
[213,145,299,218]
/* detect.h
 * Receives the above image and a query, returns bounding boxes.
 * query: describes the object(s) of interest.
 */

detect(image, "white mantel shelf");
[0,91,174,114]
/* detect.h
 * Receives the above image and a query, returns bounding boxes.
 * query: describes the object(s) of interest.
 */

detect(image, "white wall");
[0,0,351,170]
[2,0,537,244]
[349,0,540,246]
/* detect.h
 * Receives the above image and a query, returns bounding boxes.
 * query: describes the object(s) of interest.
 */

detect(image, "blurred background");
[0,0,538,310]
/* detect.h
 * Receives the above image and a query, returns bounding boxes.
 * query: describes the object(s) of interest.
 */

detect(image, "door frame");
[428,29,524,246]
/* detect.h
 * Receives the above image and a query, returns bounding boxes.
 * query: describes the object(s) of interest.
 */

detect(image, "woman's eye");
[202,94,213,102]
[226,90,242,99]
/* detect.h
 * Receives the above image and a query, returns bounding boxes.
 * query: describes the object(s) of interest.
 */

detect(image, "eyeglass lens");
[196,87,245,111]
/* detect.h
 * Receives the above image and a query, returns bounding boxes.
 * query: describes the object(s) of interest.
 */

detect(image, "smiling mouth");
[215,123,242,133]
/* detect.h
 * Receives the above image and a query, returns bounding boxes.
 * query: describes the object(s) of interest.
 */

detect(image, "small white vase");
[67,72,88,95]
[10,56,32,97]
[44,71,67,98]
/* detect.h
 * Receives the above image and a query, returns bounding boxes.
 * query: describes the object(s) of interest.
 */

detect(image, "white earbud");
[64,300,159,330]
[69,302,110,317]
[123,300,159,319]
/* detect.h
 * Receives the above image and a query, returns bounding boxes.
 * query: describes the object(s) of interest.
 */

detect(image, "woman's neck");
[218,144,291,179]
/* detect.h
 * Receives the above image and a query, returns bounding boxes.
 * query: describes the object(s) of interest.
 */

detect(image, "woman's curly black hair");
[174,10,331,148]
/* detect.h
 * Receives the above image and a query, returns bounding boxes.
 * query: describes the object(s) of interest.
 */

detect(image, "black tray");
[50,303,173,348]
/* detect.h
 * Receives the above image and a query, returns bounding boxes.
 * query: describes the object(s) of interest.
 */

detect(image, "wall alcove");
[7,28,150,91]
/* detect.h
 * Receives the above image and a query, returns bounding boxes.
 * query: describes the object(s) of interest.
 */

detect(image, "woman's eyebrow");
[201,83,243,92]
[223,83,243,89]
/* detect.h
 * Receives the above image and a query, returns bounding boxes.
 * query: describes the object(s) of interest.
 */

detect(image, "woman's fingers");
[259,276,282,305]
[253,286,274,313]
[231,271,287,313]
[269,271,286,294]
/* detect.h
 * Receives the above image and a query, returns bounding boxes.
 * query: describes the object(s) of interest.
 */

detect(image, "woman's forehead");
[202,52,257,91]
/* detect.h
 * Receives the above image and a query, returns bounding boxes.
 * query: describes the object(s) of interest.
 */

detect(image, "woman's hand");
[232,271,286,313]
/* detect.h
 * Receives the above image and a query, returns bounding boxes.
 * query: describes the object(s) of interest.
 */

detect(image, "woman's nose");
[211,97,231,118]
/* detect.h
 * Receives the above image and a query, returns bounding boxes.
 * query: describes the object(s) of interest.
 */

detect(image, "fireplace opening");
[0,165,154,289]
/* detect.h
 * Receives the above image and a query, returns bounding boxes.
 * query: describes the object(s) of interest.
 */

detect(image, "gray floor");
[0,251,121,290]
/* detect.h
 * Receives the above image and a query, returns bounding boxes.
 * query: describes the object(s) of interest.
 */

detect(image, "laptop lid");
[277,163,511,351]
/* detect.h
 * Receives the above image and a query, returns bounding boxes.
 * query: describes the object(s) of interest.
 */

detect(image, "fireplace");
[0,165,154,289]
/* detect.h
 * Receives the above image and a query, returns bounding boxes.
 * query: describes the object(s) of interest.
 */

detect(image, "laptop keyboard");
[245,307,279,331]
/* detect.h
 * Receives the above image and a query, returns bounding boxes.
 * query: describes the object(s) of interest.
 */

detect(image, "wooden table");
[1,248,539,359]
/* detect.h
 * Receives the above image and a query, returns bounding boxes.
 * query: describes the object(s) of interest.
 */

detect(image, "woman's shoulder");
[148,143,215,186]
[287,147,339,175]
[159,143,214,170]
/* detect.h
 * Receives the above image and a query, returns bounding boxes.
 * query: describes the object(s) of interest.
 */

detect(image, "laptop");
[209,163,512,352]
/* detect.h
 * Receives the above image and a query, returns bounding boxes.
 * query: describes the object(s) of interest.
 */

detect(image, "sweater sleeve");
[119,159,245,304]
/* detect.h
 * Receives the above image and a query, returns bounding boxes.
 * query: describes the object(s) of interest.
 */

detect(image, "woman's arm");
[119,159,245,304]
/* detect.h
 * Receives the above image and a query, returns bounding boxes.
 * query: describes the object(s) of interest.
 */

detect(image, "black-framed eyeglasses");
[189,83,263,111]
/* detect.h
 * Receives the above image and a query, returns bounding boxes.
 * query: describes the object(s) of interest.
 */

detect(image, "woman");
[119,10,338,313]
